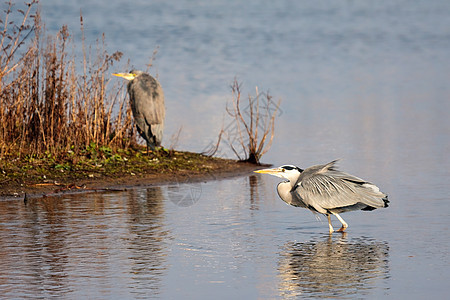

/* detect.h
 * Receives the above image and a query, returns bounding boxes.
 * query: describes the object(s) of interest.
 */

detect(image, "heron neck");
[277,181,294,205]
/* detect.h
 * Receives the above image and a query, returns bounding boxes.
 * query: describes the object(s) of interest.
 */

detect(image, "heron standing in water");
[113,70,165,151]
[254,160,389,233]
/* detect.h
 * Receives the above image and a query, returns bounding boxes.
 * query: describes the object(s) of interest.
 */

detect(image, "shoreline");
[1,159,265,201]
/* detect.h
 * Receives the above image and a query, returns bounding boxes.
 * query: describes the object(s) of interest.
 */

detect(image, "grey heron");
[113,70,165,151]
[254,160,389,233]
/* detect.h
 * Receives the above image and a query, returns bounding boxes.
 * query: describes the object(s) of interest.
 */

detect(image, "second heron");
[113,70,165,151]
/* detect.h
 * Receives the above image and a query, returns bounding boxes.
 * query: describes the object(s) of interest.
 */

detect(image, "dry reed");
[0,1,138,160]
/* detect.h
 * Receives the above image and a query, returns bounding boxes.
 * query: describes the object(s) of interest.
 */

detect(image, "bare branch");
[212,79,281,164]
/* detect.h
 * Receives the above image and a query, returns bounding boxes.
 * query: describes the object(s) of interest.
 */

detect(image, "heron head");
[254,165,302,181]
[112,72,138,81]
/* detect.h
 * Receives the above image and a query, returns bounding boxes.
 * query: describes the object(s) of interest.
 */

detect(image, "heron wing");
[293,161,387,214]
[128,74,165,125]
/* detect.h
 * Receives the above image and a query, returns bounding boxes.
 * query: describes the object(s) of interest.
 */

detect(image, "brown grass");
[0,1,137,160]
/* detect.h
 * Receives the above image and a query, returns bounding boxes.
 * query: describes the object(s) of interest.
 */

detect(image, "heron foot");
[336,225,348,232]
[331,212,348,233]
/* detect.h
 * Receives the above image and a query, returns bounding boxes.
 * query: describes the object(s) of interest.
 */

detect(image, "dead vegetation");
[0,1,137,161]
[206,79,281,164]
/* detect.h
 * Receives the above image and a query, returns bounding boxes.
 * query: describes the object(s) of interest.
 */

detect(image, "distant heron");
[113,70,165,151]
[254,160,389,233]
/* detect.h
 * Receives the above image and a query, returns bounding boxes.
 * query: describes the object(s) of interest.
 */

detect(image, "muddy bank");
[1,152,264,200]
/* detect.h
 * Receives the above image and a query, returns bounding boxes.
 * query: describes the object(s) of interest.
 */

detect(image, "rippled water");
[0,179,391,299]
[1,0,449,298]
[1,173,448,299]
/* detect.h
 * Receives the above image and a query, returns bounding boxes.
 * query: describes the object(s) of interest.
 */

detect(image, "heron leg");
[146,141,156,154]
[332,212,348,232]
[327,214,334,234]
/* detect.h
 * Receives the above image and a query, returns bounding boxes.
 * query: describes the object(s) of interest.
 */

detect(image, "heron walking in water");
[113,70,165,151]
[254,160,389,233]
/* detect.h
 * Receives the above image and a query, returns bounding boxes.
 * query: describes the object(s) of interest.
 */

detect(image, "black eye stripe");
[282,165,295,170]
[281,165,303,172]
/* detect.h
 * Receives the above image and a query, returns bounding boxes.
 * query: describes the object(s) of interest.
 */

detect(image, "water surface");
[0,173,447,298]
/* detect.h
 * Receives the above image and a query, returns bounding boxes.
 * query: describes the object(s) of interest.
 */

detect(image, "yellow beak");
[112,72,136,81]
[254,167,283,175]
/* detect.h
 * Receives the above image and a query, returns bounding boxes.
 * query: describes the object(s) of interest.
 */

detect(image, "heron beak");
[254,167,284,177]
[112,73,136,81]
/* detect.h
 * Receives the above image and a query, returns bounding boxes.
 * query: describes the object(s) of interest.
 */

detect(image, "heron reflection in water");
[255,160,389,233]
[277,235,390,298]
[113,70,165,151]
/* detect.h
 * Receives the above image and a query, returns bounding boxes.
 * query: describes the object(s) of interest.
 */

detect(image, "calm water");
[1,0,449,298]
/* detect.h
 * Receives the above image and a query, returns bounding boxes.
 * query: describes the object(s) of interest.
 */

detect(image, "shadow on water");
[0,197,72,298]
[124,187,170,298]
[0,187,171,299]
[277,234,390,298]
[248,174,262,211]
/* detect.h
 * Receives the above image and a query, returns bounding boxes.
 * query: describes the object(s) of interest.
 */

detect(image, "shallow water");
[1,0,449,298]
[0,175,447,299]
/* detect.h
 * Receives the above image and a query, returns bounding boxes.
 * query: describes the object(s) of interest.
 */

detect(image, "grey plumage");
[113,70,165,150]
[255,160,389,233]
